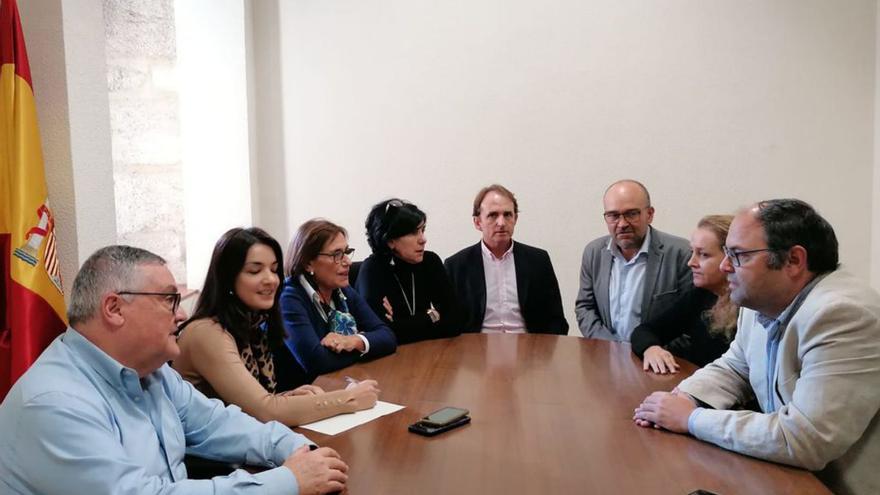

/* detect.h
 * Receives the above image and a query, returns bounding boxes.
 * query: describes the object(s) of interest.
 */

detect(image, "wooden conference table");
[305,334,829,494]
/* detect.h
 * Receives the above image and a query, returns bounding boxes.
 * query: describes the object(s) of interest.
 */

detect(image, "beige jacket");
[173,318,358,426]
[677,268,880,495]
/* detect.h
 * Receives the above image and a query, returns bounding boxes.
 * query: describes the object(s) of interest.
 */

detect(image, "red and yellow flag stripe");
[1,0,67,400]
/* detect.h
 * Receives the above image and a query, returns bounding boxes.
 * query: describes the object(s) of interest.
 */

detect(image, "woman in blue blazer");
[280,218,397,377]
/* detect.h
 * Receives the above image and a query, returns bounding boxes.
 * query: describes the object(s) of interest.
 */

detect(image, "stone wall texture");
[104,0,186,282]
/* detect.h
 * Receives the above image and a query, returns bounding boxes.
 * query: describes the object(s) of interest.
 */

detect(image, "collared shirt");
[0,327,310,494]
[480,240,526,333]
[754,274,824,411]
[299,275,370,353]
[688,274,826,432]
[607,228,652,341]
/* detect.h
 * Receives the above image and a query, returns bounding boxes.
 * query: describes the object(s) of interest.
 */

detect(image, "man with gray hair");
[0,245,348,494]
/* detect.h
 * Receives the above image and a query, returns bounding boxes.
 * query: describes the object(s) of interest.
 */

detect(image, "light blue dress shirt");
[607,229,652,341]
[0,327,310,494]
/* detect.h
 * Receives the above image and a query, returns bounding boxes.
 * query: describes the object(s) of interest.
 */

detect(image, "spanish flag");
[1,0,67,400]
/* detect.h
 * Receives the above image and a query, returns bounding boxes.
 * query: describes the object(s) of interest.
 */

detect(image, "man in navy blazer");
[445,184,568,335]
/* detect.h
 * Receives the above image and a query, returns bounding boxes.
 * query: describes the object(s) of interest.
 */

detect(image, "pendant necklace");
[392,271,416,316]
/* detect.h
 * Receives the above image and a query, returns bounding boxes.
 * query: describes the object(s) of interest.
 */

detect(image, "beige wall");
[874,1,880,290]
[267,0,877,334]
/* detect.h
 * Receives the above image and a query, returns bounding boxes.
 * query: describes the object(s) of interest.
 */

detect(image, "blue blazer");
[279,278,397,376]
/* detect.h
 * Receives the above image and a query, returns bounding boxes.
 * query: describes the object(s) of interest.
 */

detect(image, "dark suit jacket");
[444,241,569,334]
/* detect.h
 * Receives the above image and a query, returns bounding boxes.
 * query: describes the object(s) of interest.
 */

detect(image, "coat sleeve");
[444,252,482,333]
[676,309,754,409]
[279,284,362,375]
[574,242,614,339]
[684,302,880,470]
[346,287,398,360]
[423,252,465,339]
[353,257,393,324]
[673,241,695,293]
[631,289,700,358]
[177,321,356,426]
[534,249,568,335]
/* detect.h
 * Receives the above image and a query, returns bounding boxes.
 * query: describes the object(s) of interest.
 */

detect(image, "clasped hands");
[320,333,365,353]
[632,388,697,434]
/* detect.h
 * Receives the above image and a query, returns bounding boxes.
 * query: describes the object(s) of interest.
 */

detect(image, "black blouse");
[355,251,462,344]
[630,287,734,367]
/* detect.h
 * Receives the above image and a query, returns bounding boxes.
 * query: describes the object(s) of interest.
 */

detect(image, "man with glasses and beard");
[0,245,348,494]
[634,199,880,495]
[575,179,692,341]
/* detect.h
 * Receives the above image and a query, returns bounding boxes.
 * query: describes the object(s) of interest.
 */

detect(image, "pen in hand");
[343,378,381,409]
[344,376,359,390]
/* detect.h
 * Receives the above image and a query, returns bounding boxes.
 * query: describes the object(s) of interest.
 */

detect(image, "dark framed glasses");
[722,246,773,268]
[117,291,182,314]
[603,208,645,224]
[317,247,355,264]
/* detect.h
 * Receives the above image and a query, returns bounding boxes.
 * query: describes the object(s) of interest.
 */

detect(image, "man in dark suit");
[445,184,568,334]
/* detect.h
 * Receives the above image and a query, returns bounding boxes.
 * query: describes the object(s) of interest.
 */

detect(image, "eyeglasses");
[317,247,355,264]
[722,246,773,268]
[117,291,182,314]
[603,208,645,224]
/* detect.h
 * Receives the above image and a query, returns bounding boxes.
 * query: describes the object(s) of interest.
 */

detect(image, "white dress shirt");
[480,241,526,333]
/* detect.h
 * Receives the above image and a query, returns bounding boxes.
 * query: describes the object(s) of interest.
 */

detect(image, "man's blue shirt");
[0,327,310,494]
[607,228,652,341]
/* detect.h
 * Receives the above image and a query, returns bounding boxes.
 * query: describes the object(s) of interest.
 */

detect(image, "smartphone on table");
[408,406,470,436]
[420,407,469,427]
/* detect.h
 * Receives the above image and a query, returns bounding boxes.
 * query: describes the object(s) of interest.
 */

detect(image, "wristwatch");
[426,306,440,323]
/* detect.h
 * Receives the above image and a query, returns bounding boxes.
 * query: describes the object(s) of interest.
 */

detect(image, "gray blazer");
[574,227,692,340]
[678,268,880,495]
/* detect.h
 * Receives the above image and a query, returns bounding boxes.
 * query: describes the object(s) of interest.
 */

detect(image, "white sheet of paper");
[298,400,405,436]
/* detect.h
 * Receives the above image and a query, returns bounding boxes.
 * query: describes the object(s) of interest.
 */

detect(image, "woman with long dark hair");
[173,227,380,426]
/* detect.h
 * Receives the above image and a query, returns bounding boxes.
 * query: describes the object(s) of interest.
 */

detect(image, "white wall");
[268,0,877,334]
[247,0,291,244]
[18,1,880,307]
[19,0,118,298]
[175,0,254,289]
